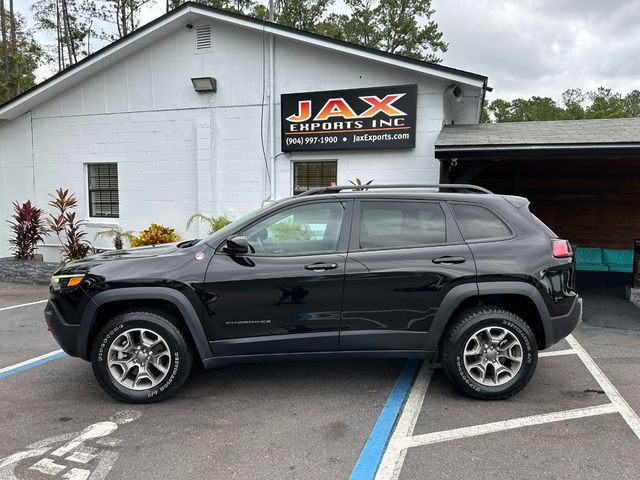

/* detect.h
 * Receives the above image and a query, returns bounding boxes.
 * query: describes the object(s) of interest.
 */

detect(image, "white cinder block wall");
[0,13,483,260]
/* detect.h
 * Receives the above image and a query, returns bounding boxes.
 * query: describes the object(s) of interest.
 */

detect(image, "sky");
[14,0,640,102]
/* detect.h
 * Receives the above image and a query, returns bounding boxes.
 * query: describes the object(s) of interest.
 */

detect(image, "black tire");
[91,310,194,403]
[440,306,538,400]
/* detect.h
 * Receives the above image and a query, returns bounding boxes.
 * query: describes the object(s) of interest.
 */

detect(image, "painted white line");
[51,422,118,458]
[375,364,432,480]
[63,468,91,480]
[400,403,618,449]
[29,457,67,475]
[539,349,577,358]
[566,334,640,441]
[0,349,64,375]
[0,299,47,312]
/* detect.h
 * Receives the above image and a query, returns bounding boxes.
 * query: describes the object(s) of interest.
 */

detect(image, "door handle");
[432,256,466,265]
[305,262,339,272]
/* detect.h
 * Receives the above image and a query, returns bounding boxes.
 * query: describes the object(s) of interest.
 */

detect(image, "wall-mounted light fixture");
[191,77,217,93]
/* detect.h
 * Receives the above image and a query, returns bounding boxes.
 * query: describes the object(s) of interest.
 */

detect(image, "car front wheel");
[440,306,538,400]
[91,310,194,403]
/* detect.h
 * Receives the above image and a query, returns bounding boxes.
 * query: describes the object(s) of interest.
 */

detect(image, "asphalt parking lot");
[1,282,639,480]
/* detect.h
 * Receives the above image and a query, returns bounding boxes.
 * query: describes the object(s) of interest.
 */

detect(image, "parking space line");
[566,334,640,440]
[0,350,66,379]
[539,349,577,357]
[371,334,639,479]
[400,403,618,449]
[349,359,422,480]
[0,299,47,312]
[375,364,432,480]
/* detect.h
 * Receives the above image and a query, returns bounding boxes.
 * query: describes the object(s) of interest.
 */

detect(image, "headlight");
[51,274,85,292]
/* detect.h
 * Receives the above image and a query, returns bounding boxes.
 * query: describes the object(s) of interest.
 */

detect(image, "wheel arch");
[427,282,552,359]
[78,287,213,362]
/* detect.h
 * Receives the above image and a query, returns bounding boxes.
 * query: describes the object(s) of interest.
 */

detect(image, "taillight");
[552,239,573,258]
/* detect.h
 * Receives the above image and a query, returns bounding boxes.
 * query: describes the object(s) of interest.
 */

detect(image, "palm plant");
[186,214,231,235]
[95,226,136,250]
[349,178,374,191]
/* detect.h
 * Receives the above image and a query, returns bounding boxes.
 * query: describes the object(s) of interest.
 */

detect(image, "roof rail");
[297,183,493,196]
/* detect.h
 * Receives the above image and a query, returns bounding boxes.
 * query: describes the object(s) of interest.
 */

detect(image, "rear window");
[359,201,446,249]
[450,203,512,242]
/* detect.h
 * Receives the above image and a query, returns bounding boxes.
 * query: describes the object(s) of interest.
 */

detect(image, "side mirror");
[224,235,250,255]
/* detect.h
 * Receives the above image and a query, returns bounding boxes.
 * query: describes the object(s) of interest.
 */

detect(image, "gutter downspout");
[268,0,276,200]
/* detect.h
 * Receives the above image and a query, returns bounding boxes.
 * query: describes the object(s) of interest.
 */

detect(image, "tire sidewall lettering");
[97,324,124,362]
[148,352,180,398]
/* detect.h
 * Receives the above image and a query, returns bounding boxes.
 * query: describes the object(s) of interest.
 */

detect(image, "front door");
[203,200,352,356]
[340,199,476,351]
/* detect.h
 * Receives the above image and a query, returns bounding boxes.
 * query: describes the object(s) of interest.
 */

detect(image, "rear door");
[340,199,476,351]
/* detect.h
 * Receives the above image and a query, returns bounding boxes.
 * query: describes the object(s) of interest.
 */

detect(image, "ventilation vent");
[196,25,212,50]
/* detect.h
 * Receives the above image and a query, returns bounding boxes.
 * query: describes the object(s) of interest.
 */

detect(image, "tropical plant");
[6,200,48,260]
[349,178,374,191]
[46,188,93,262]
[130,223,180,247]
[186,214,231,235]
[95,226,136,250]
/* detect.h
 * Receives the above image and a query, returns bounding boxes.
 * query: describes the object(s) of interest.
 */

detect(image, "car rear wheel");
[91,310,194,403]
[440,306,538,400]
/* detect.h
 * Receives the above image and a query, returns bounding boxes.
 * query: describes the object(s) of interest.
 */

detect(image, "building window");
[87,163,119,218]
[293,161,337,195]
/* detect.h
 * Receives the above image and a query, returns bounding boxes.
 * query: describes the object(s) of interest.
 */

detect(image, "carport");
[435,118,640,285]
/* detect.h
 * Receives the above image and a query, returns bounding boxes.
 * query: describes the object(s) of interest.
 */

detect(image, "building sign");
[281,84,417,152]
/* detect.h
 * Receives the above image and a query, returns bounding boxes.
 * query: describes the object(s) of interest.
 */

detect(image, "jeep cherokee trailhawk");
[45,184,581,403]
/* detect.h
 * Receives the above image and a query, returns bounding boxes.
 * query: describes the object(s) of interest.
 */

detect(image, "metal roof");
[435,118,640,151]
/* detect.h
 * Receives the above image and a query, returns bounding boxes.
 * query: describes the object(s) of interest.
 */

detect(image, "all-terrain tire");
[91,310,194,403]
[440,306,538,400]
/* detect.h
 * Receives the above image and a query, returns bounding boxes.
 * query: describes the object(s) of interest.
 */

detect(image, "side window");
[358,202,446,250]
[450,203,512,242]
[244,202,345,255]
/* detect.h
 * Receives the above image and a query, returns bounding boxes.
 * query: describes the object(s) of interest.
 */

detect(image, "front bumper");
[547,295,582,346]
[44,301,80,357]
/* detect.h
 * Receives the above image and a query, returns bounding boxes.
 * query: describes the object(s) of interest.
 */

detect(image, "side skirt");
[202,349,432,369]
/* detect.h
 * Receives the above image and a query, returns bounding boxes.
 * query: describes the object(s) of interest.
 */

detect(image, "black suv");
[45,184,581,403]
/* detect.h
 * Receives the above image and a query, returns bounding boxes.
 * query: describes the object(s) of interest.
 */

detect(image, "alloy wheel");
[462,326,523,386]
[107,328,172,390]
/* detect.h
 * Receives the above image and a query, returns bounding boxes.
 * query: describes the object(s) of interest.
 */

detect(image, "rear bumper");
[44,301,80,357]
[547,295,582,347]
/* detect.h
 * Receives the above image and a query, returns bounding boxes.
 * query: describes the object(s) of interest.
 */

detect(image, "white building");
[0,2,487,260]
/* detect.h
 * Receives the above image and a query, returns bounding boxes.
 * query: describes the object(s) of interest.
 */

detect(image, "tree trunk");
[0,0,8,88]
[9,0,16,96]
[56,0,63,70]
[129,0,135,35]
[120,1,128,37]
[61,0,76,65]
